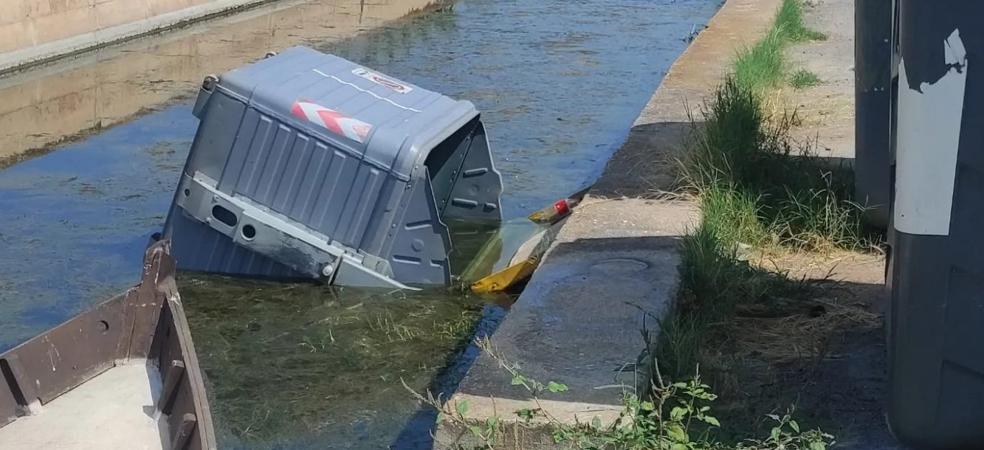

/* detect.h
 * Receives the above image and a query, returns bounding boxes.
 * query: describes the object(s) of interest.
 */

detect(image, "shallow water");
[181,276,506,448]
[0,0,720,447]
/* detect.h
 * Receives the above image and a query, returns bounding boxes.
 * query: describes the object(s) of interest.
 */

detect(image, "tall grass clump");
[659,205,804,379]
[774,0,828,42]
[660,0,868,384]
[734,29,787,92]
[682,75,867,253]
[734,0,826,92]
[649,0,865,442]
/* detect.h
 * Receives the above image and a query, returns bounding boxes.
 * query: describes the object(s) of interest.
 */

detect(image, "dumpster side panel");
[888,2,984,447]
[443,121,504,224]
[168,211,298,277]
[386,171,452,284]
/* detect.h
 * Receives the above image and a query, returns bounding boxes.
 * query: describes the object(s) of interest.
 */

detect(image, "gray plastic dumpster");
[854,0,893,229]
[163,47,503,289]
[888,2,984,447]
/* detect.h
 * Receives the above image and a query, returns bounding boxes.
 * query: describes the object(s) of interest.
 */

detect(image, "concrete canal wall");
[0,0,438,167]
[0,0,285,73]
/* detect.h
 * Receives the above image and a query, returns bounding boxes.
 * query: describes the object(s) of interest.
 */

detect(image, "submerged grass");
[181,276,487,446]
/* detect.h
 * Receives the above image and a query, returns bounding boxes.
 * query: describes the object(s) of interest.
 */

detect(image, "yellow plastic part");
[470,257,539,294]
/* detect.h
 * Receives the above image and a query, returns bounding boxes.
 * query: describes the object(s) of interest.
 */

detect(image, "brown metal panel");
[0,240,217,449]
[0,364,19,427]
[152,294,217,450]
[0,292,127,405]
[117,244,170,360]
[148,241,217,450]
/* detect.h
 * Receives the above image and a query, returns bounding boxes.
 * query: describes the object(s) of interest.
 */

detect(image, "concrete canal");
[0,0,720,447]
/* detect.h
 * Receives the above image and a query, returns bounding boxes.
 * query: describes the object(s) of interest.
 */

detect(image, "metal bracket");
[175,172,411,289]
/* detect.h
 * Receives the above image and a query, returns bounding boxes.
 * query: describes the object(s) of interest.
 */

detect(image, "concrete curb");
[0,0,286,76]
[434,0,783,448]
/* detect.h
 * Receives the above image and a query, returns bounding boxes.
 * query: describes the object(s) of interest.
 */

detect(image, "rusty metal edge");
[0,239,216,450]
[154,243,218,450]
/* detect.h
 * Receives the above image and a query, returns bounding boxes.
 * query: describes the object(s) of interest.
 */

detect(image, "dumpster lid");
[217,46,480,180]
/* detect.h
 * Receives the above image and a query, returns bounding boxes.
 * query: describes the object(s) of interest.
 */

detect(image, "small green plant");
[405,339,834,450]
[737,412,834,450]
[774,0,827,43]
[733,0,827,92]
[789,70,820,89]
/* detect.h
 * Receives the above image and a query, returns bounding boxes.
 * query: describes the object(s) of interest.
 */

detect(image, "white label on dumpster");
[895,29,967,236]
[352,67,413,94]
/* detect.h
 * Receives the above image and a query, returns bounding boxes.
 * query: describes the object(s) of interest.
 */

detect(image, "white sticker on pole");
[895,29,967,236]
[352,67,413,94]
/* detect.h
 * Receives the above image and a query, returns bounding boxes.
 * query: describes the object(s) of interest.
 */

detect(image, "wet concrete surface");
[0,0,721,447]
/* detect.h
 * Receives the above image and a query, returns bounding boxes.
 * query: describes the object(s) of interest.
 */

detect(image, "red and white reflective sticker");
[291,100,373,144]
[352,67,413,94]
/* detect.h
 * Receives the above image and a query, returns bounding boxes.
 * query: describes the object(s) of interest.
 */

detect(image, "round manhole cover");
[591,257,649,274]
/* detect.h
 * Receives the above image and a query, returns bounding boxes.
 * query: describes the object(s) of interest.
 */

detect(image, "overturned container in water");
[164,47,503,289]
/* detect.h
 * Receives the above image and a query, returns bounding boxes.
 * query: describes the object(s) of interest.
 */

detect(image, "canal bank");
[436,0,785,447]
[2,0,306,75]
[0,0,442,168]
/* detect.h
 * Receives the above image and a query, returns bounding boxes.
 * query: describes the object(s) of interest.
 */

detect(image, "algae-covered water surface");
[181,277,501,448]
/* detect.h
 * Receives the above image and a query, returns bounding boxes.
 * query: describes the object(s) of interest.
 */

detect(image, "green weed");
[408,339,835,450]
[789,70,821,89]
[735,29,788,92]
[661,0,871,435]
[734,0,826,92]
[774,0,827,42]
[682,76,868,252]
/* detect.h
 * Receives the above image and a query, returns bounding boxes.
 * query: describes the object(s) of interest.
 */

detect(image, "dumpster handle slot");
[174,172,411,289]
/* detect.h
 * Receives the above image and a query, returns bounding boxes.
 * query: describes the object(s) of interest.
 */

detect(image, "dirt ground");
[731,0,900,447]
[707,250,898,449]
[786,0,855,159]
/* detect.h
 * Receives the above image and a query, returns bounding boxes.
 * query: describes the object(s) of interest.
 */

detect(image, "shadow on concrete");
[428,235,687,449]
[590,121,695,199]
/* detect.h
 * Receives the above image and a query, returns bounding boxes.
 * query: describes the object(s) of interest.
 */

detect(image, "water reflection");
[0,106,194,350]
[0,0,438,166]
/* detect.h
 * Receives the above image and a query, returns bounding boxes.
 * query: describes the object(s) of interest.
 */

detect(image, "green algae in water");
[180,275,490,449]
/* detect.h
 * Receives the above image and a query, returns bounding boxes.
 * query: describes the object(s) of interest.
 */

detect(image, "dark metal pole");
[888,1,984,448]
[854,0,893,229]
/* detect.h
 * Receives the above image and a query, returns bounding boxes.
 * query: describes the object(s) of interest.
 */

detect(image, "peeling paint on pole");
[894,29,967,236]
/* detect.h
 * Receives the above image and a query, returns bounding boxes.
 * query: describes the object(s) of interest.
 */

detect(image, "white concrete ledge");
[0,0,282,75]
